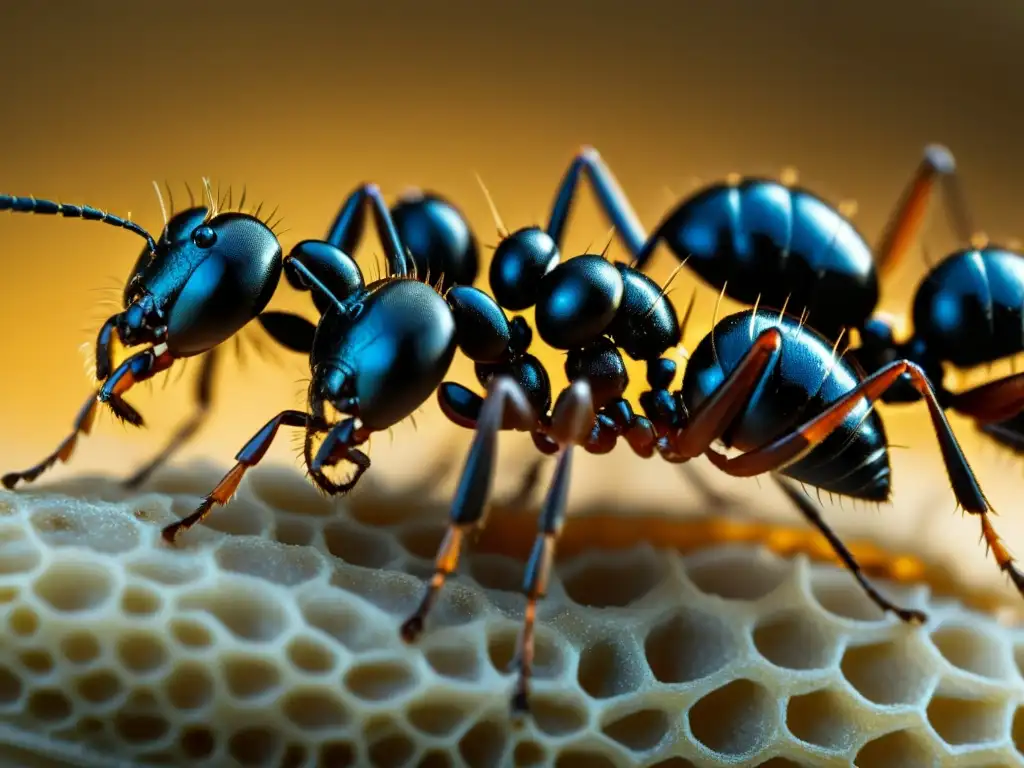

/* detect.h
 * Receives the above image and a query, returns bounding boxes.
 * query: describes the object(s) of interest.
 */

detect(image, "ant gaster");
[0,182,476,489]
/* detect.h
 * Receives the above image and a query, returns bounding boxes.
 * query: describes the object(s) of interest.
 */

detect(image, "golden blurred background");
[2,0,1024,598]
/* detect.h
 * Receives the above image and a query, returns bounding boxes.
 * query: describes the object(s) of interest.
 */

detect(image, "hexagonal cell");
[228,726,282,767]
[926,694,1006,747]
[930,623,1009,680]
[27,688,73,723]
[601,706,673,752]
[164,661,214,711]
[753,610,837,670]
[684,549,789,600]
[222,654,281,700]
[344,658,418,702]
[785,688,860,752]
[121,584,164,617]
[840,638,932,706]
[367,731,416,767]
[577,637,646,699]
[32,561,114,613]
[561,549,667,607]
[645,608,737,684]
[116,632,169,674]
[282,688,351,731]
[458,718,507,768]
[688,679,777,757]
[1013,704,1024,756]
[423,639,482,682]
[407,697,469,737]
[530,695,590,737]
[810,577,899,622]
[286,634,338,674]
[178,585,287,642]
[487,627,564,680]
[323,520,396,569]
[854,728,937,767]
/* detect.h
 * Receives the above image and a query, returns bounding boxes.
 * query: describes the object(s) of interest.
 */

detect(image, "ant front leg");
[161,410,319,544]
[703,359,1024,599]
[2,344,175,490]
[402,376,536,643]
[123,349,219,489]
[306,417,372,495]
[325,183,410,277]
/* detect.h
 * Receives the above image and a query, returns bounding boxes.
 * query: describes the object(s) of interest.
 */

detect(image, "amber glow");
[2,1,1024,602]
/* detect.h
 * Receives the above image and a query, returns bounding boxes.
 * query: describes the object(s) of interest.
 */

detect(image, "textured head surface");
[0,464,1021,767]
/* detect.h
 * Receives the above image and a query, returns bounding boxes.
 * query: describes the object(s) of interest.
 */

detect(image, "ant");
[159,178,1020,718]
[544,146,1024,460]
[0,181,475,490]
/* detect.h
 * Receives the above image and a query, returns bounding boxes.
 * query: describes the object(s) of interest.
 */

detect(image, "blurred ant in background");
[545,144,1024,461]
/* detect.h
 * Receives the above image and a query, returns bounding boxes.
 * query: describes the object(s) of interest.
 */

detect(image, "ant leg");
[123,350,219,490]
[773,475,926,622]
[1,346,175,489]
[875,144,973,277]
[325,184,409,277]
[666,328,783,460]
[546,147,650,259]
[95,315,118,381]
[161,410,315,544]
[401,376,535,642]
[704,360,1024,596]
[511,380,593,715]
[1,393,99,489]
[306,417,372,495]
[945,371,1024,424]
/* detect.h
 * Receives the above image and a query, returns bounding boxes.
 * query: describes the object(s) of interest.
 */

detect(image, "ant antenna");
[151,181,169,228]
[0,194,157,252]
[474,173,508,238]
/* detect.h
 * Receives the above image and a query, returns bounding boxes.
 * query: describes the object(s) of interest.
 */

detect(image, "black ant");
[158,178,1019,718]
[0,181,474,490]
[544,146,1024,464]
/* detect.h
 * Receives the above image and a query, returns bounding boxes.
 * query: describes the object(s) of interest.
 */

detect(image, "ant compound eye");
[191,225,217,249]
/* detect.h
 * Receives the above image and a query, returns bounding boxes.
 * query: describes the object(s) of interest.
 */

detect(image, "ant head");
[285,240,364,305]
[488,227,560,310]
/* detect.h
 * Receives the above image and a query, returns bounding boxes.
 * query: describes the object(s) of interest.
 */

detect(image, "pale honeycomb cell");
[0,464,1018,767]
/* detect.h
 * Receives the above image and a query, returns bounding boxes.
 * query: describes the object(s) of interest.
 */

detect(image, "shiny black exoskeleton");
[0,179,478,491]
[540,145,1024,466]
[539,145,969,341]
[158,172,1020,720]
[329,187,478,292]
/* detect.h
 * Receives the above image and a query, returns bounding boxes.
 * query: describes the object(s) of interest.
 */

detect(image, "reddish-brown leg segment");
[874,144,974,277]
[161,409,314,544]
[2,346,174,490]
[703,360,1024,595]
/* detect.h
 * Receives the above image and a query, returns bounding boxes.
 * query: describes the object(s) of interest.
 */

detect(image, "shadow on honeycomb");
[0,461,1020,767]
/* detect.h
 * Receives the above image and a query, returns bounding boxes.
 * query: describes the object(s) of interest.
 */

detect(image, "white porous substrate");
[0,464,1019,767]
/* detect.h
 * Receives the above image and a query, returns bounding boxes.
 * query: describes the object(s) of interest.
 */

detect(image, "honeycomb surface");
[0,463,1021,767]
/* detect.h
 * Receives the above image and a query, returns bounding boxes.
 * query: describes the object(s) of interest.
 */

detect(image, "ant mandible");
[0,182,476,490]
[160,176,1019,717]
